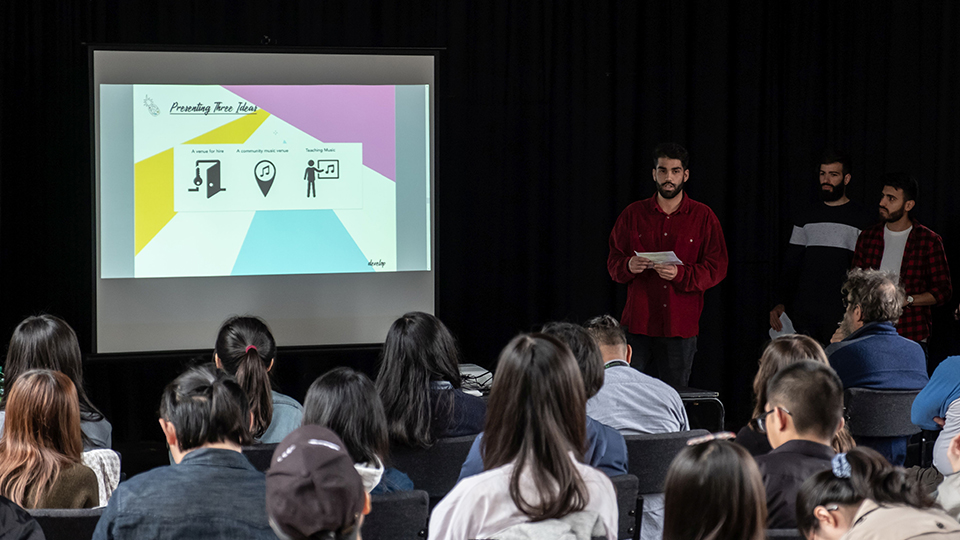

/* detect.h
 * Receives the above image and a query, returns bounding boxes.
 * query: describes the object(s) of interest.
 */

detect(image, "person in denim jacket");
[93,366,274,540]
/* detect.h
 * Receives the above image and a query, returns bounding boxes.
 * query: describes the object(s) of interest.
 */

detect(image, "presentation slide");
[92,49,436,354]
[103,83,429,278]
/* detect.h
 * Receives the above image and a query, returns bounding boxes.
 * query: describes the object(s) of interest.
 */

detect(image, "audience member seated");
[0,369,98,509]
[1,314,111,450]
[754,361,844,529]
[583,314,688,434]
[430,333,618,540]
[0,496,44,540]
[214,316,303,444]
[377,312,485,448]
[935,433,960,520]
[460,322,627,480]
[266,425,370,540]
[584,315,682,540]
[797,447,960,539]
[912,355,960,476]
[302,367,413,494]
[663,437,767,540]
[736,334,855,457]
[826,268,929,465]
[93,366,274,540]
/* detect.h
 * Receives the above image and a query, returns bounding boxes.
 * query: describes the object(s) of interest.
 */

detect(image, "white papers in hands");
[634,251,684,265]
[768,312,797,339]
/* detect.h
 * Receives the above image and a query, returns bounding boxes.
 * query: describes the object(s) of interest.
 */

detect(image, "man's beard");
[820,181,845,202]
[656,179,685,200]
[837,310,857,340]
[881,205,905,223]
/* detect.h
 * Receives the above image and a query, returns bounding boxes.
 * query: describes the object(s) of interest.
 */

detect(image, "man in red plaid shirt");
[850,173,952,345]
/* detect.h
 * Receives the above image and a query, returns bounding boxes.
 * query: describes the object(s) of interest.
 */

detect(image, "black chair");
[843,388,922,438]
[767,528,803,539]
[242,442,280,472]
[389,435,477,507]
[609,474,640,540]
[364,490,430,540]
[623,429,709,539]
[29,507,104,540]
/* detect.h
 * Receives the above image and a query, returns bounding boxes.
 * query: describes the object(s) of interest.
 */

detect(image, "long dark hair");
[796,447,936,538]
[214,316,276,439]
[663,440,767,540]
[0,369,83,508]
[159,364,252,451]
[482,333,588,521]
[303,367,389,465]
[3,315,104,423]
[375,312,462,448]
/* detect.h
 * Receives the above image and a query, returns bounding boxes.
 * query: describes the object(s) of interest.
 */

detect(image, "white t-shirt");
[880,225,912,277]
[428,455,618,540]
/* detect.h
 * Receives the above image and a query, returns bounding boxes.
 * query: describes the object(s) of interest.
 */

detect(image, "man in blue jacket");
[826,268,929,465]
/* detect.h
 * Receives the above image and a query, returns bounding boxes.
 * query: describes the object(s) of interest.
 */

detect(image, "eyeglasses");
[841,296,860,311]
[750,406,792,434]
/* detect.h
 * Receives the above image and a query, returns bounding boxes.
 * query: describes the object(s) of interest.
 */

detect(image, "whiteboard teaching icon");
[255,160,275,197]
[317,160,339,179]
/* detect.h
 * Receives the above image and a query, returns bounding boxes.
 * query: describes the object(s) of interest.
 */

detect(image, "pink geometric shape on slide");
[224,85,396,181]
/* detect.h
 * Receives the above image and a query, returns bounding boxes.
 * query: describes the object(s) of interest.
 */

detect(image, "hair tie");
[832,453,851,478]
[245,345,257,353]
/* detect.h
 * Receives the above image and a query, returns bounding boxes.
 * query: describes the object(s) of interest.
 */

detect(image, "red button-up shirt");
[607,194,728,338]
[851,219,952,342]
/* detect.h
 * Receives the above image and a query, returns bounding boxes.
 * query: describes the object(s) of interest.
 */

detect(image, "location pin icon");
[255,160,275,197]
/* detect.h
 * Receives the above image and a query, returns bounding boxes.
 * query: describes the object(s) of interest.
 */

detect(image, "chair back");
[609,474,640,540]
[623,430,709,494]
[242,443,280,472]
[29,507,104,540]
[844,388,922,438]
[363,490,430,540]
[389,435,477,505]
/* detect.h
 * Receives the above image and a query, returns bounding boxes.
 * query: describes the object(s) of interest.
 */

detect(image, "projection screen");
[91,47,436,353]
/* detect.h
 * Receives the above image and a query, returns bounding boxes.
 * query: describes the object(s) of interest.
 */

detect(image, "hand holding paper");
[634,251,683,265]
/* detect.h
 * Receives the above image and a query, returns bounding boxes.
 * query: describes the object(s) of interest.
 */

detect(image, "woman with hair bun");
[662,438,767,540]
[214,316,302,443]
[796,446,960,539]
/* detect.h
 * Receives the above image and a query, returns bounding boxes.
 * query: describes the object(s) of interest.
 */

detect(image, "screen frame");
[88,44,440,354]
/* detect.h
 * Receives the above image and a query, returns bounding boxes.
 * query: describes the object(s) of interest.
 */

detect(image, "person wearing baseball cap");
[267,425,371,540]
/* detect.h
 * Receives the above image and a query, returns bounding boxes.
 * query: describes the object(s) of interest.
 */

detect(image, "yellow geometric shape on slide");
[134,148,176,255]
[184,108,271,144]
[134,109,270,254]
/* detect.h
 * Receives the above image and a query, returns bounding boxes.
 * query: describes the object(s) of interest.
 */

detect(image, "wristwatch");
[907,295,914,305]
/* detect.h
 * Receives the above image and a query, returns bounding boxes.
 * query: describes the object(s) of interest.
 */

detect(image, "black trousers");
[625,333,697,387]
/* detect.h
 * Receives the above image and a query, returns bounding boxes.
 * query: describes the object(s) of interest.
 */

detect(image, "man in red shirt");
[850,173,951,349]
[607,143,728,386]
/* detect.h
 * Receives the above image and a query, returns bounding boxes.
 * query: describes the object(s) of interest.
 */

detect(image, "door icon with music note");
[255,160,276,197]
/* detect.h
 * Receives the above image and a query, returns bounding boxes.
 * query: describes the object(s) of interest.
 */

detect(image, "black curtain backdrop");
[3,1,960,457]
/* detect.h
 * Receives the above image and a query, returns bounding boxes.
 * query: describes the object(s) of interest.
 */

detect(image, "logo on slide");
[187,160,225,199]
[142,95,160,117]
[255,160,276,197]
